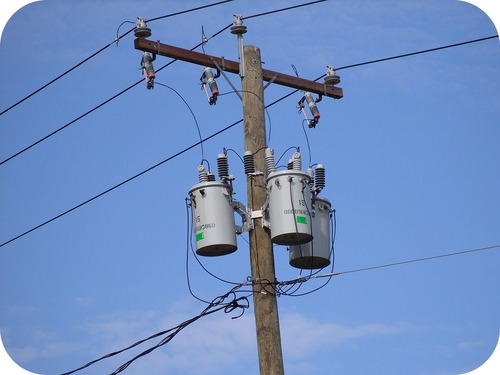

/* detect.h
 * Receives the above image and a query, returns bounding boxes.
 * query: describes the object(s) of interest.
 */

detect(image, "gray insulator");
[217,153,229,180]
[292,152,302,171]
[265,148,276,175]
[198,165,208,183]
[243,151,255,175]
[315,164,325,191]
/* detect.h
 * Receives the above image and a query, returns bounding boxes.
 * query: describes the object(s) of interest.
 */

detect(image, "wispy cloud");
[52,304,410,375]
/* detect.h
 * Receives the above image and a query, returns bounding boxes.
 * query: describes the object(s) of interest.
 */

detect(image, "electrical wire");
[1,33,498,246]
[0,0,326,166]
[335,35,499,72]
[155,81,205,162]
[276,244,500,290]
[0,118,243,248]
[0,0,234,118]
[264,34,499,110]
[242,0,326,21]
[319,244,500,278]
[60,286,250,375]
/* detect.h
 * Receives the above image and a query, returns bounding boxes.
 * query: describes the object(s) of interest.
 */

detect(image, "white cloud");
[59,304,409,375]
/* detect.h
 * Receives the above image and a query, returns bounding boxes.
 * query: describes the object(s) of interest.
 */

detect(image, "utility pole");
[241,44,284,375]
[134,28,342,375]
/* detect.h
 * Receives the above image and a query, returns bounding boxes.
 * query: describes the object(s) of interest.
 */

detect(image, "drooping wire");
[184,198,241,296]
[155,81,204,162]
[60,285,250,375]
[0,0,330,166]
[284,209,336,297]
[184,198,211,304]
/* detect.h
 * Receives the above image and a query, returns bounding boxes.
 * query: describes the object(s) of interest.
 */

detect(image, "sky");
[0,1,499,374]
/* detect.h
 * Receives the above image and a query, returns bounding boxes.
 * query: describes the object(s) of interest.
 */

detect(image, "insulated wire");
[0,0,328,166]
[0,118,243,248]
[60,286,250,375]
[264,34,499,109]
[1,33,498,246]
[155,81,205,162]
[279,244,500,286]
[0,0,234,117]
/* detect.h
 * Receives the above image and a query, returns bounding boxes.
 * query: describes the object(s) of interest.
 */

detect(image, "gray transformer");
[289,196,332,269]
[265,170,313,245]
[188,181,237,256]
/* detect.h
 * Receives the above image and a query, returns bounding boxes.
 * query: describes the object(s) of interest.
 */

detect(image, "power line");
[0,0,330,166]
[336,35,499,71]
[310,244,500,278]
[0,0,234,118]
[242,0,326,20]
[262,244,500,294]
[1,32,498,246]
[264,34,499,109]
[60,286,250,375]
[0,118,243,248]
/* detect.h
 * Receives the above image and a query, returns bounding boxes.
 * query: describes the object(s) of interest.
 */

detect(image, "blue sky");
[0,1,499,374]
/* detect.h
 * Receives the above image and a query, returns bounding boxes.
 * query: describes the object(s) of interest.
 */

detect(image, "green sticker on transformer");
[196,232,204,241]
[296,216,307,224]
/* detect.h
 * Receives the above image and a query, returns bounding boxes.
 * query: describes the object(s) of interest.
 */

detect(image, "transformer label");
[195,223,216,232]
[283,208,309,216]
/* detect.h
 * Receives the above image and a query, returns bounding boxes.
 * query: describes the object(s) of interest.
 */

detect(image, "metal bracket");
[232,200,253,233]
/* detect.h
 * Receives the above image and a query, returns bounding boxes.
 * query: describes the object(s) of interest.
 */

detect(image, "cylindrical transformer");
[266,170,312,245]
[188,181,237,256]
[289,196,332,269]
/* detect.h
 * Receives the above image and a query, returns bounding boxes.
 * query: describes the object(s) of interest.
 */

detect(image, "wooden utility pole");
[134,33,342,375]
[241,45,284,375]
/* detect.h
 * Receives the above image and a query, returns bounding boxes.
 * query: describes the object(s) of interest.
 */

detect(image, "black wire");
[327,244,500,278]
[286,209,336,297]
[0,32,133,118]
[146,0,233,22]
[185,198,212,304]
[242,0,326,20]
[0,78,143,166]
[336,35,499,71]
[0,0,234,118]
[60,287,249,375]
[0,118,243,248]
[2,32,498,246]
[155,81,205,162]
[301,120,312,167]
[109,291,249,374]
